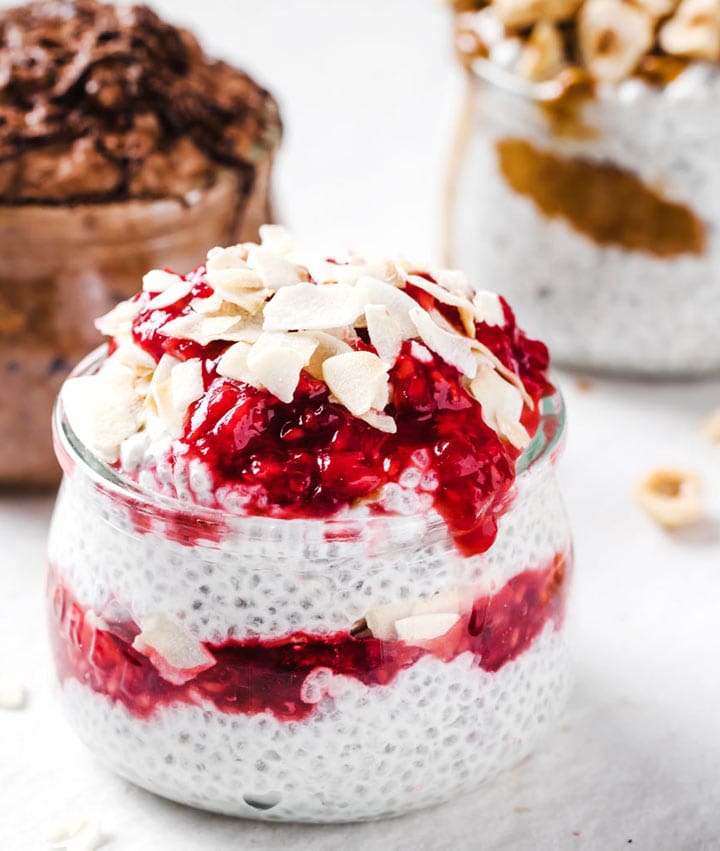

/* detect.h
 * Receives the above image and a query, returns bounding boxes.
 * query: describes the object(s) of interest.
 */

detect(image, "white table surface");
[1,2,720,849]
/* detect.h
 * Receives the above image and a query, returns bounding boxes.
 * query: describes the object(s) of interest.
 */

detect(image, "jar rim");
[466,55,714,104]
[52,345,566,534]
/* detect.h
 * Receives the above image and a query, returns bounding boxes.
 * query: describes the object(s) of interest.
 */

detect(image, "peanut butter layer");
[497,137,706,257]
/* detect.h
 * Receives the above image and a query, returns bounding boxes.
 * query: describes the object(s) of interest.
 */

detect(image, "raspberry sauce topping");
[62,231,552,556]
[48,553,567,722]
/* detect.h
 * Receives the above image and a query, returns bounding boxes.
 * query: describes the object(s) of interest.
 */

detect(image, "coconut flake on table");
[48,815,105,851]
[0,677,27,710]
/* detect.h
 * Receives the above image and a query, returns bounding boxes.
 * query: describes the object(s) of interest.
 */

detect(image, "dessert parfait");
[48,227,573,822]
[446,0,720,376]
[0,0,281,485]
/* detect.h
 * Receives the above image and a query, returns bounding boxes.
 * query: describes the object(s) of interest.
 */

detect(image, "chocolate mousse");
[0,0,281,485]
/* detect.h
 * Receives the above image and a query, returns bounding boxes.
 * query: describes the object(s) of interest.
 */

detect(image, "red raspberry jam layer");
[126,266,551,556]
[48,553,567,722]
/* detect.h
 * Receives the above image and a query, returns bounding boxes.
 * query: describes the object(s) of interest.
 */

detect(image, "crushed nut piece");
[635,467,704,529]
[579,0,654,83]
[323,351,389,417]
[660,0,720,60]
[495,0,582,29]
[516,21,565,80]
[634,0,679,18]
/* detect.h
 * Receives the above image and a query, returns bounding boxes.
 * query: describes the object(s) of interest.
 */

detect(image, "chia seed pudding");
[0,0,281,485]
[48,228,573,822]
[446,0,720,376]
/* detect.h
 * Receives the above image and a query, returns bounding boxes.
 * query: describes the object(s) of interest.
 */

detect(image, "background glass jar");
[47,348,573,823]
[0,161,273,487]
[445,61,720,377]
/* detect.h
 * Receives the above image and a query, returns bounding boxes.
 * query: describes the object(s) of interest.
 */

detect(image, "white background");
[1,1,720,849]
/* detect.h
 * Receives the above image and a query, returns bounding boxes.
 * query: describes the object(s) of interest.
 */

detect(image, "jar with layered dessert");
[445,0,720,376]
[47,229,573,822]
[0,0,280,485]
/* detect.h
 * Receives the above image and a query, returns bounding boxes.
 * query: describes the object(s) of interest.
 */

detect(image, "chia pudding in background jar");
[48,227,573,822]
[0,0,281,486]
[446,0,720,376]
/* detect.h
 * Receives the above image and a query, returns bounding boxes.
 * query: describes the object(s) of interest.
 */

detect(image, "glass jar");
[0,162,273,487]
[445,61,720,377]
[47,347,573,823]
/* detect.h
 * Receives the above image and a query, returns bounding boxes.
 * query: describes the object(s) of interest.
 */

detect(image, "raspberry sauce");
[48,553,567,722]
[126,266,551,556]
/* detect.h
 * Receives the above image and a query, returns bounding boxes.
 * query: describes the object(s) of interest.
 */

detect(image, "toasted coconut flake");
[410,306,477,378]
[470,342,533,407]
[431,268,472,295]
[206,243,250,277]
[63,367,145,462]
[263,282,363,331]
[190,292,227,315]
[406,274,477,337]
[469,364,531,449]
[395,613,460,644]
[246,332,318,403]
[222,287,270,316]
[209,266,265,293]
[132,612,215,686]
[305,330,354,379]
[142,269,183,293]
[358,409,398,433]
[208,243,248,264]
[247,245,308,289]
[635,467,704,529]
[410,340,434,363]
[473,291,506,327]
[259,224,299,255]
[216,342,259,387]
[356,276,419,338]
[157,313,244,346]
[365,304,405,365]
[94,298,140,338]
[366,601,415,640]
[146,279,194,310]
[170,359,204,413]
[147,354,183,436]
[299,258,403,287]
[700,408,720,442]
[323,351,389,416]
[113,341,156,370]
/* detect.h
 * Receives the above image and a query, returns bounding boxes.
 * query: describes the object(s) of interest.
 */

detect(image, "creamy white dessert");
[447,0,720,376]
[48,228,572,821]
